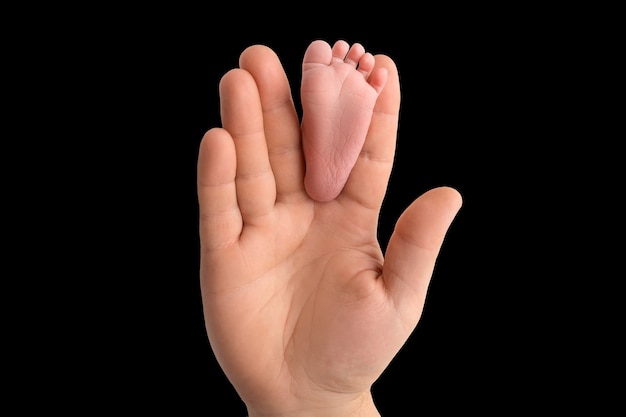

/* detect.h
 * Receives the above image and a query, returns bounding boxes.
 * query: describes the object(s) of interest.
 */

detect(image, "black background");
[21,6,613,416]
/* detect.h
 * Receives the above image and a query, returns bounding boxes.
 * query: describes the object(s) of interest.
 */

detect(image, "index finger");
[340,54,401,211]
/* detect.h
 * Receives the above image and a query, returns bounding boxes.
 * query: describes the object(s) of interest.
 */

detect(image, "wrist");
[246,390,380,417]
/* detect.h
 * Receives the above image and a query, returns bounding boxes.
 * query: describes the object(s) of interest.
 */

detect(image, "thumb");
[383,186,463,326]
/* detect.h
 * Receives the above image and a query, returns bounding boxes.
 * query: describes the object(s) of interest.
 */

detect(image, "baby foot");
[301,39,388,202]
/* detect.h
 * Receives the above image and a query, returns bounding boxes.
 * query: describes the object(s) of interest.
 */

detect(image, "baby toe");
[344,43,366,68]
[357,52,376,79]
[331,40,350,64]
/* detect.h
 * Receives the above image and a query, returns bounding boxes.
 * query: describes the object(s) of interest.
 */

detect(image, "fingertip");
[219,67,255,99]
[373,54,398,75]
[197,127,236,187]
[239,44,279,69]
[436,186,464,213]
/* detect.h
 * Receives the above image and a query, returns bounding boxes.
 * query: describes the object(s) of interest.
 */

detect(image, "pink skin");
[301,40,388,202]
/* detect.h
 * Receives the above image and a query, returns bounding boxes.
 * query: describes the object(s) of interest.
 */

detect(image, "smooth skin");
[301,40,388,202]
[197,43,462,417]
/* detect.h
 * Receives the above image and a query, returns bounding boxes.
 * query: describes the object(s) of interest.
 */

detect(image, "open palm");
[197,44,462,416]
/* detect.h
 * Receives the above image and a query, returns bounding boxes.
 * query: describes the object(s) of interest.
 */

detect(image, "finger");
[219,68,276,223]
[239,45,306,203]
[340,54,400,211]
[197,127,242,250]
[382,186,463,326]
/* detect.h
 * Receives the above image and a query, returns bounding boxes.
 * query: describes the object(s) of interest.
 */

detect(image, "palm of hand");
[202,197,408,406]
